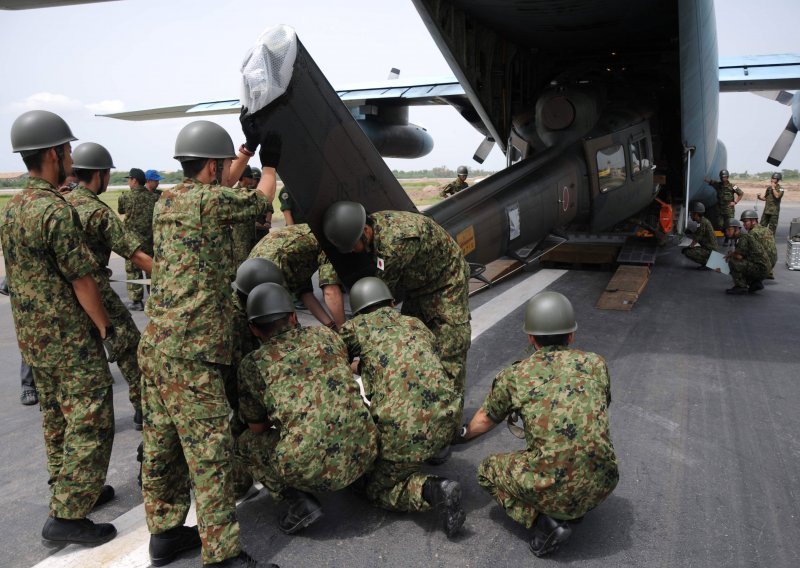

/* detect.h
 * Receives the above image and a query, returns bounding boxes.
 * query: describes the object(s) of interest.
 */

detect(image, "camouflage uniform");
[278,187,306,224]
[709,180,743,230]
[66,185,144,412]
[682,216,718,266]
[440,177,469,197]
[138,179,268,564]
[231,186,274,265]
[118,186,158,302]
[1,177,114,519]
[477,346,618,527]
[237,326,377,499]
[728,231,770,289]
[748,223,777,269]
[340,307,460,511]
[368,211,471,393]
[759,184,783,234]
[249,223,340,296]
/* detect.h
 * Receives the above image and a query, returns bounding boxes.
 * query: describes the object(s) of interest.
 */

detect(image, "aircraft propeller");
[758,90,800,166]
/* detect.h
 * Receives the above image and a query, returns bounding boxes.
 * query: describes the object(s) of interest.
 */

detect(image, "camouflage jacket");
[710,180,743,213]
[66,185,142,272]
[340,307,460,462]
[733,231,770,270]
[238,325,378,490]
[440,177,469,197]
[118,185,159,254]
[747,223,777,267]
[694,216,718,251]
[482,345,618,500]
[249,223,339,294]
[369,211,470,323]
[762,184,783,215]
[0,178,105,373]
[141,179,269,364]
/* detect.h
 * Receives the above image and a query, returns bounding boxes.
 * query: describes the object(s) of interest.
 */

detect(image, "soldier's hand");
[259,131,282,168]
[451,424,469,445]
[239,107,261,153]
[93,325,120,363]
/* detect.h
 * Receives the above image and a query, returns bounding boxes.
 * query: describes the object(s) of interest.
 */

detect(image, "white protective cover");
[240,24,298,115]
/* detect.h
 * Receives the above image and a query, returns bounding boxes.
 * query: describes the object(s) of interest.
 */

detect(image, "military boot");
[529,514,573,557]
[126,300,144,311]
[136,441,144,489]
[422,477,466,538]
[92,485,115,510]
[205,550,279,567]
[725,286,749,295]
[748,280,764,293]
[278,489,323,534]
[425,444,452,466]
[133,408,143,431]
[149,525,201,567]
[41,517,117,546]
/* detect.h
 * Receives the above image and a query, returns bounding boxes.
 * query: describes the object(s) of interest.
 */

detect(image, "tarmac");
[1,204,799,568]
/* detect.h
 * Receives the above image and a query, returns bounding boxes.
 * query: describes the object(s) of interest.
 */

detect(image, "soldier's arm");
[733,186,743,203]
[461,407,500,442]
[131,250,153,275]
[299,290,337,330]
[72,275,112,335]
[283,209,296,226]
[226,151,255,188]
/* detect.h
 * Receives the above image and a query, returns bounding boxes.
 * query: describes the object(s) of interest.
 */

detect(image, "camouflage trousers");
[100,276,141,411]
[221,364,254,497]
[729,258,769,288]
[138,342,240,564]
[760,212,779,235]
[364,459,431,512]
[478,450,618,527]
[124,259,146,302]
[681,246,712,267]
[717,209,734,232]
[34,362,114,519]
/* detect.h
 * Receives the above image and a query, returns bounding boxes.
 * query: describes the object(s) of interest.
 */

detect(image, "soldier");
[237,283,378,534]
[231,166,273,266]
[138,119,275,567]
[3,110,117,545]
[440,165,469,197]
[723,218,770,295]
[757,172,784,234]
[323,201,471,395]
[249,224,345,329]
[118,167,158,311]
[681,201,718,268]
[66,142,154,431]
[454,291,619,557]
[144,169,164,195]
[339,277,465,536]
[704,169,743,232]
[251,168,272,241]
[741,209,777,279]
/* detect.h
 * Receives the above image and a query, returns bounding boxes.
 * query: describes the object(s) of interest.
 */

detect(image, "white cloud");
[6,92,83,113]
[85,99,126,114]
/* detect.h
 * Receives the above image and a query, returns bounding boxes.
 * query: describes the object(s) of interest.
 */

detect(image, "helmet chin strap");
[54,145,67,186]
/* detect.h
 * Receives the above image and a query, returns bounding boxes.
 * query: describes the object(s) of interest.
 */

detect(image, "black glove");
[92,325,119,363]
[259,131,282,168]
[239,107,260,153]
[451,424,469,445]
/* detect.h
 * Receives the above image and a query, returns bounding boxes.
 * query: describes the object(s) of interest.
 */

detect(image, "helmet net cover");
[240,24,298,115]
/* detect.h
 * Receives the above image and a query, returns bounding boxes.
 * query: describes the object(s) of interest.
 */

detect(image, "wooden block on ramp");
[469,258,523,295]
[596,265,651,310]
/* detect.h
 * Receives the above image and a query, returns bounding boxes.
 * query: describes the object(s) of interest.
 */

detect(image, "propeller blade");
[766,118,798,166]
[387,67,400,80]
[472,136,495,164]
[754,90,794,106]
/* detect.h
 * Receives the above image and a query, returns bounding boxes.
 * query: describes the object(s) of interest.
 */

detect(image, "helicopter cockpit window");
[630,138,651,176]
[596,144,626,192]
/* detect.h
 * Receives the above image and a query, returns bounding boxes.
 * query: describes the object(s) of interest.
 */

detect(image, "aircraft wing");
[100,76,467,121]
[719,54,800,92]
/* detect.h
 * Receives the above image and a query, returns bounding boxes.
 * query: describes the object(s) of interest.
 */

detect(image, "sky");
[0,0,798,175]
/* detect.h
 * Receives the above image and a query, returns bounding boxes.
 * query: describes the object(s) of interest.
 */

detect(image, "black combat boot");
[206,550,279,567]
[136,441,144,489]
[725,286,749,295]
[425,444,452,465]
[149,525,201,566]
[41,516,117,546]
[278,489,323,534]
[748,280,764,293]
[529,514,573,557]
[133,408,143,431]
[92,485,115,510]
[422,477,466,538]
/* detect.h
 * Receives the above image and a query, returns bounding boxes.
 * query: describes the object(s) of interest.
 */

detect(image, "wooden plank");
[469,258,523,295]
[596,264,651,310]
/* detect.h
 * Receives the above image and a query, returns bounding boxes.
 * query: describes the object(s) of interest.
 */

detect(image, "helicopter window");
[630,138,650,176]
[596,144,626,192]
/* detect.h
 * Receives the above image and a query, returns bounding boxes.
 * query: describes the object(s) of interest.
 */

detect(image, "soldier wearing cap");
[723,218,770,295]
[66,142,154,431]
[454,291,618,557]
[2,110,117,545]
[340,277,465,536]
[236,282,377,535]
[704,169,743,231]
[757,172,784,235]
[440,165,469,198]
[741,209,777,279]
[144,169,164,196]
[137,119,274,567]
[118,167,158,310]
[681,202,718,268]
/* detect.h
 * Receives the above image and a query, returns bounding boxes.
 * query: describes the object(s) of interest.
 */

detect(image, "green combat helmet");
[323,201,367,253]
[740,210,758,221]
[523,291,578,336]
[246,282,295,324]
[252,167,262,182]
[690,202,705,214]
[10,110,77,156]
[173,120,236,161]
[232,258,285,296]
[772,172,782,181]
[71,142,115,170]
[457,165,468,176]
[349,276,393,315]
[719,169,729,178]
[725,218,742,229]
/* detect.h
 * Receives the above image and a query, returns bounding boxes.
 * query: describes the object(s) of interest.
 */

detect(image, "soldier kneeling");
[237,283,378,534]
[455,291,619,556]
[340,277,466,537]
